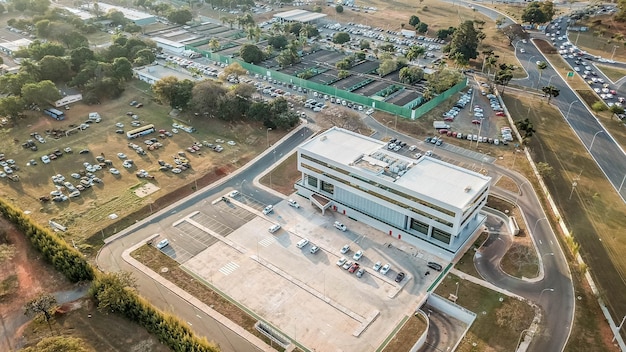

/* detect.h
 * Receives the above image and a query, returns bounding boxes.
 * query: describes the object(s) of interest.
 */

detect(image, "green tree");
[0,72,34,96]
[406,45,425,63]
[167,9,193,25]
[336,4,344,13]
[152,76,194,109]
[268,35,288,50]
[20,336,89,352]
[617,0,626,21]
[399,66,424,84]
[222,62,247,78]
[21,81,61,107]
[332,32,351,44]
[609,104,625,119]
[38,56,72,82]
[495,64,514,93]
[134,48,156,66]
[108,10,127,26]
[24,294,57,331]
[408,15,420,27]
[240,44,265,64]
[521,1,555,25]
[69,47,95,72]
[61,31,90,49]
[447,20,484,62]
[0,96,25,120]
[111,57,133,81]
[592,101,608,112]
[378,59,398,76]
[541,85,559,103]
[416,22,429,34]
[516,117,536,139]
[208,38,221,52]
[90,272,136,313]
[190,80,227,117]
[360,39,370,50]
[536,162,554,178]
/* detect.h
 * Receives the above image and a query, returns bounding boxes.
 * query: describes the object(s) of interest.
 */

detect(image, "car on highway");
[380,264,391,275]
[353,250,363,261]
[156,239,169,249]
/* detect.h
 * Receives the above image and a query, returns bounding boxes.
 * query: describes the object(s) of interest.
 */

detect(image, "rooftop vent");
[464,186,472,193]
[320,136,327,141]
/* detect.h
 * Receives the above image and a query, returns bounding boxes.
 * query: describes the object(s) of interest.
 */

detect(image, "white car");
[353,250,363,261]
[229,190,240,197]
[41,155,51,164]
[156,239,169,249]
[296,238,310,249]
[268,224,281,233]
[115,122,124,128]
[408,145,417,151]
[227,141,236,146]
[373,261,382,271]
[336,257,347,266]
[340,244,350,254]
[117,152,127,159]
[334,221,347,231]
[109,168,120,175]
[288,199,300,208]
[262,205,274,215]
[310,245,320,254]
[380,264,391,275]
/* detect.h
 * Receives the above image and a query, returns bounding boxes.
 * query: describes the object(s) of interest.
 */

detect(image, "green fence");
[185,45,467,120]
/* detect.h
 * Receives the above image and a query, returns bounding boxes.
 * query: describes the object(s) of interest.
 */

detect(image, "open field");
[381,314,428,352]
[259,152,299,196]
[435,273,535,352]
[576,89,626,148]
[502,91,626,343]
[569,15,626,63]
[0,80,273,244]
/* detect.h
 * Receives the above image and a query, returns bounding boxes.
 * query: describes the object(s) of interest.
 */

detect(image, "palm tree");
[406,45,425,63]
[541,85,559,103]
[209,38,220,52]
[269,22,283,35]
[485,55,498,79]
[246,25,261,42]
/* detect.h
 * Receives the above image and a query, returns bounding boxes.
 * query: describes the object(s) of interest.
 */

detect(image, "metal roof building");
[81,2,156,25]
[0,39,32,56]
[273,9,327,23]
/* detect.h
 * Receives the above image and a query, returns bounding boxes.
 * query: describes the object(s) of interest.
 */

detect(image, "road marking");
[259,236,276,247]
[219,262,239,275]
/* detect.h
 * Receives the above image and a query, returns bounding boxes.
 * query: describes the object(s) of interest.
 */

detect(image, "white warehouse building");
[295,127,491,258]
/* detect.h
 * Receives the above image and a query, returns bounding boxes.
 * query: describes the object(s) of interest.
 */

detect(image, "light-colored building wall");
[295,127,490,257]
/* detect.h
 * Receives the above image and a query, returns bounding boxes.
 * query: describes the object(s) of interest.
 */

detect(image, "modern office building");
[295,127,491,257]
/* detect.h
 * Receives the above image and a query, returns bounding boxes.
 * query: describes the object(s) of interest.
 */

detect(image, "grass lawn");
[435,274,535,352]
[576,89,626,149]
[502,91,626,344]
[454,231,488,278]
[0,80,274,246]
[594,63,626,83]
[21,298,171,352]
[131,245,286,351]
[259,152,299,196]
[381,314,428,352]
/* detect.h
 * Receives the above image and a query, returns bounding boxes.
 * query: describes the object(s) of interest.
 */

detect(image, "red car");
[444,117,454,122]
[348,263,360,273]
[438,129,449,134]
[446,130,453,136]
[496,112,505,117]
[472,120,481,124]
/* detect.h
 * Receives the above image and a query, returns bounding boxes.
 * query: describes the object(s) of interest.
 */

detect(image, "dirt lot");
[0,81,273,244]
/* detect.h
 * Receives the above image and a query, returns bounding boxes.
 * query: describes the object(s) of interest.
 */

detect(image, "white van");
[296,238,310,248]
[268,224,281,233]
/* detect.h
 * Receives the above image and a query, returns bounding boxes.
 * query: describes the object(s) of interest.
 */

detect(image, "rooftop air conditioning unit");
[320,136,327,141]
[464,186,472,193]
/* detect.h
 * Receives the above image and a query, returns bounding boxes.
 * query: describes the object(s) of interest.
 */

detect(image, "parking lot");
[155,192,447,351]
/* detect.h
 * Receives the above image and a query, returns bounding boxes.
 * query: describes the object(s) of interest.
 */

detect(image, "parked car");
[334,221,347,231]
[427,262,443,271]
[353,250,363,261]
[340,244,350,254]
[156,239,169,249]
[380,264,391,275]
[356,268,365,278]
[342,260,353,270]
[348,263,360,273]
[310,245,320,254]
[288,199,300,208]
[373,261,382,271]
[395,272,406,283]
[268,224,281,233]
[296,238,309,249]
[336,257,347,266]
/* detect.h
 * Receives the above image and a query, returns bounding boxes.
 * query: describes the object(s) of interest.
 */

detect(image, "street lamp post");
[611,45,619,61]
[546,74,558,87]
[266,127,272,147]
[538,288,555,302]
[589,130,604,151]
[532,217,547,235]
[613,315,626,342]
[565,100,579,120]
[516,329,532,351]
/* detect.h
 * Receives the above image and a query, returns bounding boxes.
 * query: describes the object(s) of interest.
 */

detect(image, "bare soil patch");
[381,314,428,352]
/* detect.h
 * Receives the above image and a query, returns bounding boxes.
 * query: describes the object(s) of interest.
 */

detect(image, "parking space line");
[258,237,276,247]
[219,262,239,275]
[184,218,248,254]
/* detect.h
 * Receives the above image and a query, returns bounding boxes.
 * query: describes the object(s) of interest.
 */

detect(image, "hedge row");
[0,199,219,352]
[0,198,93,282]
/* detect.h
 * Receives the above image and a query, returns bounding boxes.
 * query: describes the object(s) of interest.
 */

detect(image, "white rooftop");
[273,9,327,23]
[62,7,95,20]
[395,157,490,209]
[299,127,491,209]
[82,2,154,21]
[0,38,33,52]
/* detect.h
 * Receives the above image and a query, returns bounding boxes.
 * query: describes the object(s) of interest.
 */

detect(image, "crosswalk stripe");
[218,262,239,275]
[259,237,276,247]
